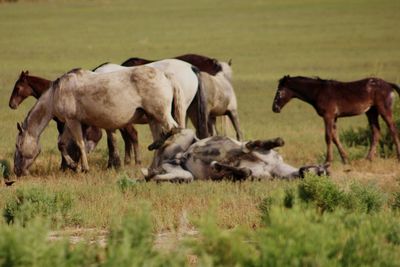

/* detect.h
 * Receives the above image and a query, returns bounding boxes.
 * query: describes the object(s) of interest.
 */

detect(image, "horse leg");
[65,120,89,172]
[208,116,216,136]
[323,117,334,163]
[245,137,285,151]
[57,127,78,171]
[211,161,252,181]
[126,125,141,165]
[366,107,381,160]
[378,108,400,159]
[227,109,243,141]
[106,130,121,169]
[331,118,349,164]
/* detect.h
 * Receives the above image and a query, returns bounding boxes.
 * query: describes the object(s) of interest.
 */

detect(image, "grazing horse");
[8,71,102,169]
[272,75,400,163]
[122,56,243,140]
[14,66,184,176]
[121,53,222,75]
[142,129,329,182]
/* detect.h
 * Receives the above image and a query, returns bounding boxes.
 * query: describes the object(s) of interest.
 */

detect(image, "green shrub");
[298,174,343,213]
[116,173,140,194]
[341,182,384,213]
[391,191,400,211]
[3,186,74,226]
[188,214,257,267]
[283,187,295,209]
[258,196,273,225]
[0,219,97,267]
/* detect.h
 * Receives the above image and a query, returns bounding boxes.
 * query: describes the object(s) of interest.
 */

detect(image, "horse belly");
[77,92,139,129]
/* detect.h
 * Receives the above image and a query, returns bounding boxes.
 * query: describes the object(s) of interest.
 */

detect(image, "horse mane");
[92,62,110,71]
[279,75,336,87]
[121,57,153,66]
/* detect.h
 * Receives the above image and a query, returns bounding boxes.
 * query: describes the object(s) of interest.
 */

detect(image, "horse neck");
[24,89,54,138]
[288,79,321,104]
[26,75,51,98]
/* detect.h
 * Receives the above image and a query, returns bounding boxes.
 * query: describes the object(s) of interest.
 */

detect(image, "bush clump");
[3,186,74,225]
[298,174,343,213]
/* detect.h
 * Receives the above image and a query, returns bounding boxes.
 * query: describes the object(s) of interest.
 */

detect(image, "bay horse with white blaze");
[272,76,400,163]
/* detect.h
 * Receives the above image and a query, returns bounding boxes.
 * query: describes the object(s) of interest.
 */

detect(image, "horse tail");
[165,73,185,128]
[389,82,400,96]
[191,66,209,138]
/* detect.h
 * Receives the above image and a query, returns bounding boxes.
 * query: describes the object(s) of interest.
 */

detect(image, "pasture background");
[0,0,400,243]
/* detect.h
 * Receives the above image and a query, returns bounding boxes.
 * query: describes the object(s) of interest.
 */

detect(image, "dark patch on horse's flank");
[92,62,110,71]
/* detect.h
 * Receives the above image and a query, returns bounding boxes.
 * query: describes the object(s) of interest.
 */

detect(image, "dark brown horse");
[272,75,400,163]
[121,53,223,75]
[8,71,140,169]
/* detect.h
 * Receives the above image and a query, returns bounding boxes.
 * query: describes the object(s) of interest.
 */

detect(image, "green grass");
[1,0,400,265]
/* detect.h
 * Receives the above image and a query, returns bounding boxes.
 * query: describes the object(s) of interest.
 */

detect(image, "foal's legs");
[378,108,400,159]
[106,130,121,168]
[227,109,243,141]
[366,107,381,160]
[331,118,348,163]
[66,120,89,172]
[324,117,335,163]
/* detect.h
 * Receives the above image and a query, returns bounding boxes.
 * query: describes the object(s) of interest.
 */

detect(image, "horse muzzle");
[272,104,281,113]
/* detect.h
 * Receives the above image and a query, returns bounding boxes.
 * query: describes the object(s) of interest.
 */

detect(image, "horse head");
[9,71,32,109]
[272,75,294,113]
[14,122,41,176]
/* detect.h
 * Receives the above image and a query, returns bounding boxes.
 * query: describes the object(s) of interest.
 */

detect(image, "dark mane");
[279,75,336,87]
[121,57,153,66]
[175,54,222,75]
[92,62,110,71]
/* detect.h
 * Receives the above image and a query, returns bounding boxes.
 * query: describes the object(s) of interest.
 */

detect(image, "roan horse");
[142,129,329,182]
[122,54,243,140]
[9,71,103,169]
[93,59,209,168]
[14,66,184,176]
[272,75,400,163]
[9,71,142,168]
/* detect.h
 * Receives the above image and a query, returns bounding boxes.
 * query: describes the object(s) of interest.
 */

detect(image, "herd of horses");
[9,53,400,180]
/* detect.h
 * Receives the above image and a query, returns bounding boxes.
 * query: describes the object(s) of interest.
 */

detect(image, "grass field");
[1,0,400,265]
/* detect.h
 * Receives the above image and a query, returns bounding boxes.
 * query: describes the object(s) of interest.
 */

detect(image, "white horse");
[189,61,243,140]
[14,66,184,176]
[142,129,329,182]
[93,59,208,168]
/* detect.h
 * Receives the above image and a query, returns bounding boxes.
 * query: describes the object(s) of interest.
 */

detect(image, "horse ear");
[24,70,29,75]
[228,59,232,66]
[17,122,23,133]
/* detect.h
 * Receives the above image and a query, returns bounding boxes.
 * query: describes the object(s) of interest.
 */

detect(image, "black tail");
[389,82,400,96]
[191,66,209,138]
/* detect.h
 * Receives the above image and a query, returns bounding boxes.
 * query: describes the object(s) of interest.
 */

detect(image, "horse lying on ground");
[14,66,184,176]
[122,55,243,140]
[142,129,329,182]
[272,76,400,163]
[8,71,102,169]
